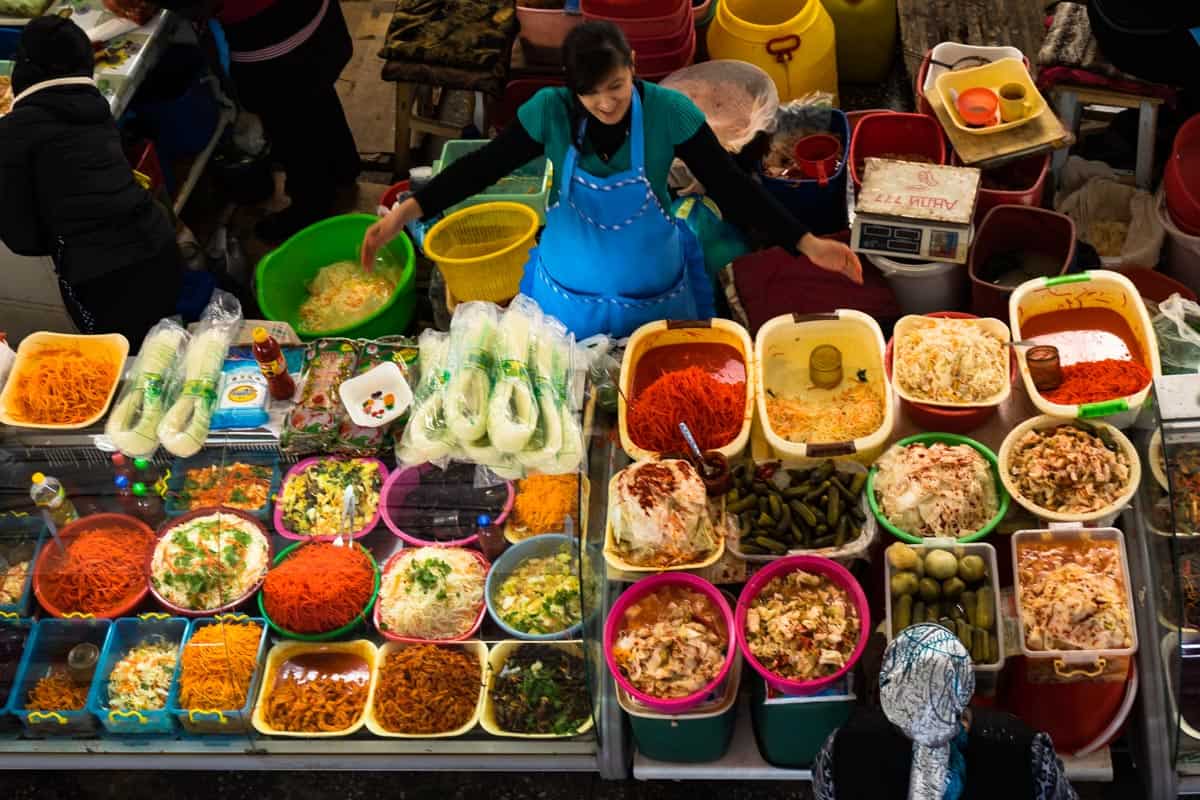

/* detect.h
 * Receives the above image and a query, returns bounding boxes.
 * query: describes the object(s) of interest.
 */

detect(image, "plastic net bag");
[1153,292,1200,374]
[1055,156,1164,266]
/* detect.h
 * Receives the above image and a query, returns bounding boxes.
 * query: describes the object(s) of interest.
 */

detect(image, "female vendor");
[362,21,862,339]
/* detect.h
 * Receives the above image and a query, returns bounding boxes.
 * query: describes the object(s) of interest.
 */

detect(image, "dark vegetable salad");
[490,645,590,735]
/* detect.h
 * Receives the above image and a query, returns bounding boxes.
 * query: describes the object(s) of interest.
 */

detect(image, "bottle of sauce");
[29,473,79,528]
[251,327,295,401]
[476,514,508,561]
[1026,345,1063,393]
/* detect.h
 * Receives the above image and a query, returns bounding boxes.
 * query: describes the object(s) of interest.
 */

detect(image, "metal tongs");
[336,484,357,548]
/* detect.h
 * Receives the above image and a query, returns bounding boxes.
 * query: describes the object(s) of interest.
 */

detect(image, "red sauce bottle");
[252,327,296,401]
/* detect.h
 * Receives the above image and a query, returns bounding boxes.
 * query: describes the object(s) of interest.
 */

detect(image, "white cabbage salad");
[873,442,998,538]
[377,547,486,639]
[894,317,1008,404]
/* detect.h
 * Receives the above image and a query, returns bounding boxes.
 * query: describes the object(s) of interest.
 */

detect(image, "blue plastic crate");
[163,450,281,521]
[168,615,269,736]
[0,618,33,733]
[0,517,46,618]
[86,615,188,736]
[759,108,850,236]
[10,619,111,737]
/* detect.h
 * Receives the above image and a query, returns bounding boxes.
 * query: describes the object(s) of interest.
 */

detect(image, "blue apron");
[520,90,714,340]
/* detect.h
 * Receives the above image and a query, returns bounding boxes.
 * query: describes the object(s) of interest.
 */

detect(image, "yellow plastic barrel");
[819,0,896,84]
[706,0,839,103]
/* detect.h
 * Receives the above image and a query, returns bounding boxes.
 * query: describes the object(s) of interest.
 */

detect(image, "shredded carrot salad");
[509,474,579,538]
[9,345,118,425]
[177,463,273,511]
[627,367,745,453]
[262,543,375,635]
[373,645,481,734]
[38,525,155,616]
[177,622,262,710]
[27,668,89,711]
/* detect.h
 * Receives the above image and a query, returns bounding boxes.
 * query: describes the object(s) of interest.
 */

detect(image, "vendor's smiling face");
[577,61,635,125]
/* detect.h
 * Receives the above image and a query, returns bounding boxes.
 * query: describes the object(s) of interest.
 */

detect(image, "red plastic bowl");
[380,180,409,211]
[1165,114,1200,233]
[635,25,696,80]
[380,464,514,548]
[736,555,870,696]
[148,507,273,617]
[605,572,736,714]
[849,112,947,190]
[884,311,1018,434]
[583,0,691,38]
[33,513,154,619]
[374,547,490,643]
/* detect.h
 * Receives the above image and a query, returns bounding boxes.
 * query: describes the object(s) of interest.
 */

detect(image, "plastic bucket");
[749,673,854,767]
[1164,114,1200,232]
[583,0,692,37]
[849,112,947,190]
[490,77,566,131]
[635,24,697,80]
[758,108,850,235]
[255,215,417,341]
[605,573,736,714]
[972,153,1050,223]
[968,205,1074,319]
[516,2,582,64]
[736,556,869,695]
[1116,266,1198,303]
[1159,189,1200,291]
[867,253,967,315]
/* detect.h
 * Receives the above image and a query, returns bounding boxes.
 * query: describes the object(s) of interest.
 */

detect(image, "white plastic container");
[998,415,1140,525]
[1012,525,1138,666]
[364,640,486,738]
[867,254,968,316]
[1009,269,1161,429]
[480,640,594,738]
[1159,189,1200,291]
[883,539,1005,672]
[338,361,413,428]
[755,310,894,465]
[922,42,1026,94]
[889,314,1012,408]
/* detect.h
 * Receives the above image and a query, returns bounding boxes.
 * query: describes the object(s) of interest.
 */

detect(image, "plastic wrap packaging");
[662,60,780,195]
[210,355,269,430]
[105,318,190,457]
[332,337,417,455]
[445,302,499,444]
[1154,292,1200,374]
[279,338,359,454]
[488,296,542,454]
[398,330,456,467]
[156,291,242,457]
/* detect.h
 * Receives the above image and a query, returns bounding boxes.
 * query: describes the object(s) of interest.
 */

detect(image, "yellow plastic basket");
[423,202,540,304]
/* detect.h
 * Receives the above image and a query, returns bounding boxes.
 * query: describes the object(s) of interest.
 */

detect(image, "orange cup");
[956,87,999,127]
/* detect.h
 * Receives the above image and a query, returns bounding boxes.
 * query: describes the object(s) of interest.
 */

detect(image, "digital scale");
[851,158,982,264]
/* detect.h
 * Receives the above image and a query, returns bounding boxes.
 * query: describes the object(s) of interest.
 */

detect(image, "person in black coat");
[0,17,181,350]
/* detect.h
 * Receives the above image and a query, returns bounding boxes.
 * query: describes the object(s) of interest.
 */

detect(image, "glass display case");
[0,418,625,773]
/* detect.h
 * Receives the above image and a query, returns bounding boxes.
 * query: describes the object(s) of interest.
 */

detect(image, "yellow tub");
[618,319,755,463]
[603,471,726,574]
[480,640,595,739]
[1009,270,1161,429]
[755,310,894,464]
[707,0,838,103]
[251,640,378,738]
[364,640,486,738]
[0,332,128,429]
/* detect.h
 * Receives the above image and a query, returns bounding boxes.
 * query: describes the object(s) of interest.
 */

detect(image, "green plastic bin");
[749,674,855,768]
[433,140,552,223]
[255,214,416,341]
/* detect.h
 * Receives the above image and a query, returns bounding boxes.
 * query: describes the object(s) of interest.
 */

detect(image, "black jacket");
[0,83,175,283]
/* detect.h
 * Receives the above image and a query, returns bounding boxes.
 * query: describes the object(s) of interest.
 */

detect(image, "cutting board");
[924,85,1072,168]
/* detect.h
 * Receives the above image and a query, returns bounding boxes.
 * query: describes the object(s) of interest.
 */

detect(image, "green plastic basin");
[255,214,416,341]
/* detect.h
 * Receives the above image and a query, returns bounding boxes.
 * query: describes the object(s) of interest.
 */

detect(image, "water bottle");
[30,473,79,528]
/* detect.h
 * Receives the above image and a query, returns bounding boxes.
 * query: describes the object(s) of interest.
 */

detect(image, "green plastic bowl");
[866,432,1010,544]
[255,214,416,341]
[258,540,381,642]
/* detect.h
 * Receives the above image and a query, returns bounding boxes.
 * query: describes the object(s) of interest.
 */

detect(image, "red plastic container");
[884,311,1018,434]
[626,11,693,54]
[736,556,870,696]
[380,180,409,212]
[635,25,696,80]
[33,513,154,619]
[490,77,566,132]
[605,572,736,714]
[516,3,583,65]
[972,153,1050,223]
[1164,114,1200,233]
[849,112,947,190]
[1002,656,1134,754]
[968,205,1075,319]
[846,109,887,137]
[583,0,691,38]
[1115,266,1199,303]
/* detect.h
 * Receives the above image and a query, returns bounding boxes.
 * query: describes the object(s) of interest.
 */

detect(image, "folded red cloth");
[725,238,900,337]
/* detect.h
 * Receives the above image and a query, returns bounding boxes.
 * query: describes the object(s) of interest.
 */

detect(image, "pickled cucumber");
[894,594,913,633]
[958,554,987,584]
[976,586,994,630]
[918,577,941,603]
[891,572,919,597]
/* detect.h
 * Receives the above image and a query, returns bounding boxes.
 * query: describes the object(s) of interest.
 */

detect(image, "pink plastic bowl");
[274,457,389,541]
[884,310,1018,434]
[605,572,736,714]
[379,463,514,548]
[374,547,491,642]
[736,555,870,696]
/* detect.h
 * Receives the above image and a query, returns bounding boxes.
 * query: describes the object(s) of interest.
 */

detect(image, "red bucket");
[968,205,1075,319]
[849,112,947,190]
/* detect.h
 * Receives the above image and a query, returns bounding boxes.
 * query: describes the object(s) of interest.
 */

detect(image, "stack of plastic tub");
[583,0,695,80]
[516,0,582,64]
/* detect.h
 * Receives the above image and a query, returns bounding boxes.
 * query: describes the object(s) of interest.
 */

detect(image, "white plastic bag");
[1153,292,1200,375]
[1054,156,1164,266]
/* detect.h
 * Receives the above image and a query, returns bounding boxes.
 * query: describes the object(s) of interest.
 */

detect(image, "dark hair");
[13,16,93,95]
[562,21,633,95]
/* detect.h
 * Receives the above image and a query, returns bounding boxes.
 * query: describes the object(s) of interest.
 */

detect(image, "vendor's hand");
[799,234,863,285]
[361,198,422,270]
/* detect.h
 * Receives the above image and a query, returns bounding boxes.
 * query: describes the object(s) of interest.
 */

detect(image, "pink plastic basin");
[274,457,389,541]
[605,572,736,714]
[736,555,870,696]
[374,547,491,643]
[379,463,514,548]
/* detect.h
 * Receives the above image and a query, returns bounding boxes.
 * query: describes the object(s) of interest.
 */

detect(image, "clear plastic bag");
[487,296,541,454]
[1055,156,1164,266]
[104,318,190,457]
[398,330,457,467]
[1153,292,1200,374]
[445,302,499,444]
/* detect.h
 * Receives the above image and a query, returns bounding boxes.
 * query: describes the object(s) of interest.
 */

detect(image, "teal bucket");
[255,214,417,341]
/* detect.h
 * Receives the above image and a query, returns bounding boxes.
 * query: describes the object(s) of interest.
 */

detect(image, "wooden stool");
[393,83,478,175]
[1050,85,1163,190]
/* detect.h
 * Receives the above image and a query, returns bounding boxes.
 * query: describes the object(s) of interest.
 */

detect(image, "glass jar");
[810,345,844,389]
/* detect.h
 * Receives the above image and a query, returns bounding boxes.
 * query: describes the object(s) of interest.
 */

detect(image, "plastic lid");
[132,482,148,497]
[133,458,150,471]
[30,472,45,485]
[252,326,269,343]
